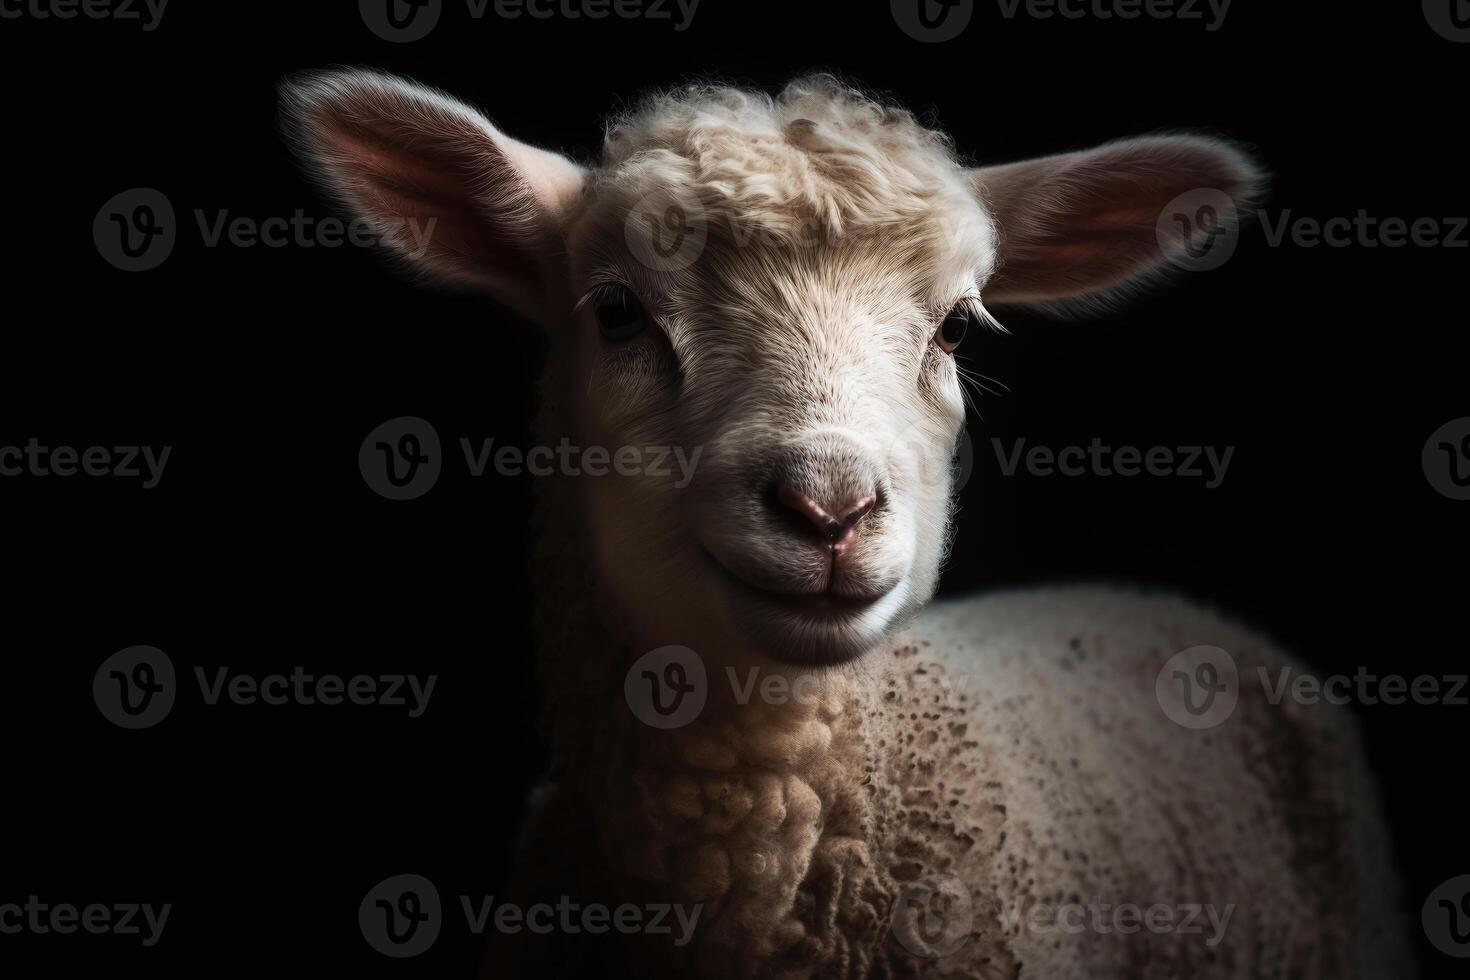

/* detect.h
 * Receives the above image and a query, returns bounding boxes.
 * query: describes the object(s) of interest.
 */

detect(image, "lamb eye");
[593,286,647,341]
[935,306,969,354]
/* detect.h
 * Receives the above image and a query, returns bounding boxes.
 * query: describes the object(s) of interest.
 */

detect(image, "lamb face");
[564,229,988,667]
[545,81,1000,666]
[281,70,1260,668]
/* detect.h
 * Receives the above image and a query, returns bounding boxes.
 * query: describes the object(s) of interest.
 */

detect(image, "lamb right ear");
[279,69,584,323]
[971,135,1263,307]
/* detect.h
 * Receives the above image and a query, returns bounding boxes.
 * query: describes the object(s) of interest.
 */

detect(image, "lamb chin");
[730,586,907,667]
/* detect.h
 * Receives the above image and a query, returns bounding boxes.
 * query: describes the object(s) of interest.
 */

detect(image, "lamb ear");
[279,69,584,323]
[971,136,1263,306]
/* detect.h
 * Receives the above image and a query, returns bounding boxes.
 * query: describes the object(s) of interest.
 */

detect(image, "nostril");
[837,494,876,534]
[775,485,836,540]
[775,485,878,546]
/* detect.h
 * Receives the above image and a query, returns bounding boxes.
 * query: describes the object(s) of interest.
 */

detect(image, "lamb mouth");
[700,548,887,613]
[698,548,900,668]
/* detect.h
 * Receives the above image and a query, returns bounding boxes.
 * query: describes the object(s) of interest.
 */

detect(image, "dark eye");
[934,305,969,355]
[593,285,647,341]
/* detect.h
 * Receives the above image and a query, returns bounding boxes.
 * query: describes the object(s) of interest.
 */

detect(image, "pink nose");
[776,486,877,550]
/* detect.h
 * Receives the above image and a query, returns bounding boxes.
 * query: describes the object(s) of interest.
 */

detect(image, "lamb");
[280,70,1412,978]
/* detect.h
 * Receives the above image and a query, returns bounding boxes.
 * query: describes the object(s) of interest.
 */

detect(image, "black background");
[2,0,1464,976]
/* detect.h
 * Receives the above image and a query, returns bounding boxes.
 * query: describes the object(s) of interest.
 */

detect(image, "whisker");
[955,362,1010,397]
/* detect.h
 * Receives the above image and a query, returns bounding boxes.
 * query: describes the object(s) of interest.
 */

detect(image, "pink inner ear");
[283,71,586,321]
[978,136,1261,305]
[1081,205,1168,233]
[313,113,542,293]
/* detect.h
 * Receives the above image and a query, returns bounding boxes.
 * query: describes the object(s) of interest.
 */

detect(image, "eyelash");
[946,297,1004,334]
[941,295,984,323]
[577,280,633,314]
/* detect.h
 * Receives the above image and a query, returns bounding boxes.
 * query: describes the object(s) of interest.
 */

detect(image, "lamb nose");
[776,485,877,547]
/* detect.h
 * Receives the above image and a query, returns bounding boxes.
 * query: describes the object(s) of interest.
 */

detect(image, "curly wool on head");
[598,75,983,246]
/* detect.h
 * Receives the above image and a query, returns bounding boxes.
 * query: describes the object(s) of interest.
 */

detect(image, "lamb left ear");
[972,135,1263,306]
[279,69,585,324]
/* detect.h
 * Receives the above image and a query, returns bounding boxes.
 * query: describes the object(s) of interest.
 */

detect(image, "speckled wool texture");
[494,439,1412,979]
